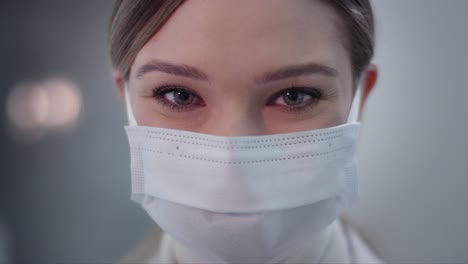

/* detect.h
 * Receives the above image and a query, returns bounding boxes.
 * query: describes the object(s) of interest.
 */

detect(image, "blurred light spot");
[6,82,49,130]
[6,82,48,143]
[6,78,82,144]
[42,78,82,130]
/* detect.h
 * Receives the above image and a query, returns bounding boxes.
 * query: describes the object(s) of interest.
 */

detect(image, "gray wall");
[0,1,152,263]
[1,0,467,263]
[347,0,468,263]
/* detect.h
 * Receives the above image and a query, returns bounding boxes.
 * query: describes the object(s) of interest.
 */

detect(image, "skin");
[114,0,378,136]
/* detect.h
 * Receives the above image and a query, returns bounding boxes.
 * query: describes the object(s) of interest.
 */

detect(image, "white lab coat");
[118,218,384,264]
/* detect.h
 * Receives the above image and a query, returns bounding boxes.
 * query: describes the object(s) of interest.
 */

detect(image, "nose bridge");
[205,103,265,137]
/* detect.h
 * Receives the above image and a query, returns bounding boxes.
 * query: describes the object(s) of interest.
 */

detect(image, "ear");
[359,63,378,118]
[113,70,125,100]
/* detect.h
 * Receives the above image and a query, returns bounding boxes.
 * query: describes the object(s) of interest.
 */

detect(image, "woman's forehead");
[133,0,349,82]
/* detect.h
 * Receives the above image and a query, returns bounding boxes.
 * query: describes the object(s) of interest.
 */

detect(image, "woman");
[110,0,380,263]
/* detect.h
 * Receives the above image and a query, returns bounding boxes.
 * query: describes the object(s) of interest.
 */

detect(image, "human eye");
[266,86,323,113]
[152,85,205,111]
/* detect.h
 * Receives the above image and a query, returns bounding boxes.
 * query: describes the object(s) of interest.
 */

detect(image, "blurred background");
[1,0,468,263]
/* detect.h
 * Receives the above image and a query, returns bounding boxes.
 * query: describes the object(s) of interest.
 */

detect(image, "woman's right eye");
[152,86,205,111]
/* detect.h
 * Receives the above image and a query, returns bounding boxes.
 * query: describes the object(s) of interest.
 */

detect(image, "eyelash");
[152,85,324,113]
[152,85,204,112]
[266,85,323,113]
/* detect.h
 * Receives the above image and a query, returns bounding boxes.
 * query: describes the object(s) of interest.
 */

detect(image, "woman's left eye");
[268,88,322,109]
[152,85,205,111]
[164,90,197,105]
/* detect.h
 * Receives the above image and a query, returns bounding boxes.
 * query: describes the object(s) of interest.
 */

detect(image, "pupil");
[175,91,192,104]
[287,91,299,101]
[177,91,190,101]
[284,90,303,105]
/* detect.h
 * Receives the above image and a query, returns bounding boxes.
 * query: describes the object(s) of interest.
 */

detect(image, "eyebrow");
[136,60,209,80]
[136,59,339,83]
[256,62,339,83]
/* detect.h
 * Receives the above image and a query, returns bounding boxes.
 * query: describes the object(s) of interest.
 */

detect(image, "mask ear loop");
[346,73,365,124]
[124,82,138,126]
[342,73,366,210]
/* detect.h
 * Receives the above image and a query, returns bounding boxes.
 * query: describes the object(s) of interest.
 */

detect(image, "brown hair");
[109,0,374,82]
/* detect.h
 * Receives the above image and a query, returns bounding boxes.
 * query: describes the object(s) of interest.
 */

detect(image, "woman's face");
[126,0,355,136]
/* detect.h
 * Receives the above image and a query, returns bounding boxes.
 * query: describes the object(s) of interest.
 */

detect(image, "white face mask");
[124,83,361,263]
